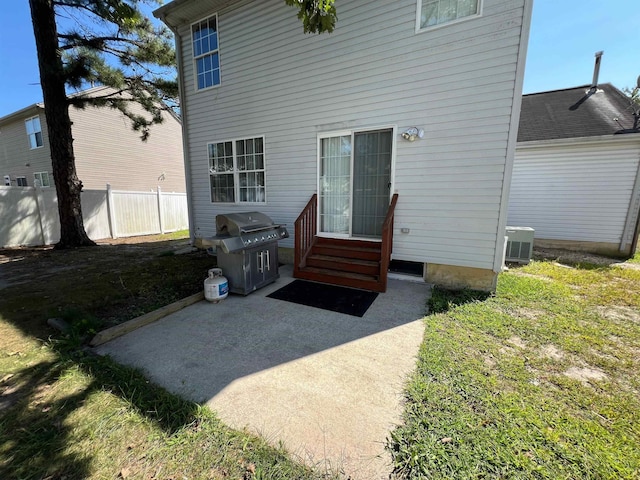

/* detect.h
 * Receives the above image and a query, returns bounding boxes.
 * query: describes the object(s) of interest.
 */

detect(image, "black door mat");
[267,280,378,317]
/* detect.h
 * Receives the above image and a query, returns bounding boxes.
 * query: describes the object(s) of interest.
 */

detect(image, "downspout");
[161,18,196,246]
[492,0,534,280]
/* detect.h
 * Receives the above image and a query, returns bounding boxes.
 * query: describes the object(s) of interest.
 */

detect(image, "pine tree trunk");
[29,0,95,248]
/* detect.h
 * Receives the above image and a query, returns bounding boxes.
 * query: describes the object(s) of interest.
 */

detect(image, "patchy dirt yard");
[0,234,194,290]
[0,233,216,341]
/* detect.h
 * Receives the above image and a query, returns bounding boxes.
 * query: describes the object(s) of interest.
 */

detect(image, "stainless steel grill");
[202,212,289,295]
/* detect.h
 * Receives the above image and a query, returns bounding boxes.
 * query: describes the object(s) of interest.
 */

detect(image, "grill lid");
[216,211,275,236]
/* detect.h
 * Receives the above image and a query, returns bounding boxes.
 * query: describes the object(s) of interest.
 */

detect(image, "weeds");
[389,259,640,479]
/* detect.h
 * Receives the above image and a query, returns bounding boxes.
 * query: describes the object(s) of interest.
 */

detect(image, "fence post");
[157,186,165,234]
[106,183,118,239]
[32,186,46,245]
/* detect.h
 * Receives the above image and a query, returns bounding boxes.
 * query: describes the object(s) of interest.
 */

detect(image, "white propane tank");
[204,268,229,302]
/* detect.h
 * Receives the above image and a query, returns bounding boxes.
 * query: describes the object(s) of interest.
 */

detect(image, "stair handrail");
[379,193,399,289]
[294,193,317,276]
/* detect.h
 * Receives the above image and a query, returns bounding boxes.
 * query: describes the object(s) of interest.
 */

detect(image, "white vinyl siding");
[25,116,43,149]
[175,0,528,270]
[67,88,186,192]
[509,140,640,245]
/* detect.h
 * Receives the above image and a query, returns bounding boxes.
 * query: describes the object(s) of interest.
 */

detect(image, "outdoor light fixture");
[401,127,424,142]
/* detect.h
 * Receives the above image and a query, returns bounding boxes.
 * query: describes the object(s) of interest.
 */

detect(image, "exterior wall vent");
[505,226,534,264]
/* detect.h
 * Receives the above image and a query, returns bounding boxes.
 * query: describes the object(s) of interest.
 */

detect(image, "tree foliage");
[54,0,177,139]
[285,0,337,33]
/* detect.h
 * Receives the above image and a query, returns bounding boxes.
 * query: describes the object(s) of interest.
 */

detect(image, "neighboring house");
[155,0,533,292]
[509,83,640,257]
[0,86,186,193]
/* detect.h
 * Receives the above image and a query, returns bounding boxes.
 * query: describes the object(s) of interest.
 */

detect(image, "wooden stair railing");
[379,193,399,291]
[294,193,317,277]
[293,193,398,292]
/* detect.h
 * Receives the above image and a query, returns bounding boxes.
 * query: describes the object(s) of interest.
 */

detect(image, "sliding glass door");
[319,128,393,239]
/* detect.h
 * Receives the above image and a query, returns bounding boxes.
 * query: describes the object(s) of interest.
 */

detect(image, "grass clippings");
[389,257,640,479]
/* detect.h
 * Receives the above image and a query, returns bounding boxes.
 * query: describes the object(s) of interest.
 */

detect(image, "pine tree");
[28,0,177,248]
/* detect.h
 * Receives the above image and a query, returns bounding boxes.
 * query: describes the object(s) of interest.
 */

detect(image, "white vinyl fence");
[0,184,188,248]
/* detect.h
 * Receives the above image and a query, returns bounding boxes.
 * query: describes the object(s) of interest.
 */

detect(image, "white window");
[25,116,43,149]
[208,136,266,203]
[417,0,480,31]
[3,175,11,186]
[34,171,51,187]
[16,176,28,187]
[192,15,221,90]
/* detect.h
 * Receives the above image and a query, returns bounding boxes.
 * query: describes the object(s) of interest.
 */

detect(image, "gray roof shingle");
[518,83,638,142]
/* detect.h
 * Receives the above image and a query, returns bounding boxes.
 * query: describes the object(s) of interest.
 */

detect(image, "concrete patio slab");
[94,265,429,479]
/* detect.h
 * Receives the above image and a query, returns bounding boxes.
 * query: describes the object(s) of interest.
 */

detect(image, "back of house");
[156,0,533,291]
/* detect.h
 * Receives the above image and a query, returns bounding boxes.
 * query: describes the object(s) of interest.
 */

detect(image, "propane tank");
[204,268,229,302]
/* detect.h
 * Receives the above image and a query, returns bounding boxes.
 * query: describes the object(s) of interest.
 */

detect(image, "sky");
[0,0,638,118]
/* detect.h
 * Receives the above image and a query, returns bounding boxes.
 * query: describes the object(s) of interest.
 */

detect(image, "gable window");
[208,136,265,203]
[25,116,43,149]
[34,171,51,187]
[16,176,28,187]
[417,0,480,30]
[193,15,220,90]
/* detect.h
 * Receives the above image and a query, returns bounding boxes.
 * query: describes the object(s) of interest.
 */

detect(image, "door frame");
[316,124,397,240]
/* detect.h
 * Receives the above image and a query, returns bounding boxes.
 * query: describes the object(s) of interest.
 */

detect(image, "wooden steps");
[293,193,398,294]
[295,237,386,292]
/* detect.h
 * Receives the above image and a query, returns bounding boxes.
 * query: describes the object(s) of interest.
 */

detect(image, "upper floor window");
[193,15,220,90]
[208,136,265,203]
[417,0,480,30]
[25,116,43,149]
[34,171,51,187]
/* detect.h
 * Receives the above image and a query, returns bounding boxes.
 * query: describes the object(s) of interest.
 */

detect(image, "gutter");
[0,103,43,126]
[517,133,640,150]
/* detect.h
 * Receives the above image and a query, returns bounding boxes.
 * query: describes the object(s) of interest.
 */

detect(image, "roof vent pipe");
[590,51,604,92]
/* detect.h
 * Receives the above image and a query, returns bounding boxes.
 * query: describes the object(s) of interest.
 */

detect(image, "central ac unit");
[505,226,534,264]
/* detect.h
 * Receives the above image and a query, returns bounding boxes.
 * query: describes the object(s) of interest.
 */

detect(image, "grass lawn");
[389,257,640,479]
[0,233,329,480]
[3,233,639,479]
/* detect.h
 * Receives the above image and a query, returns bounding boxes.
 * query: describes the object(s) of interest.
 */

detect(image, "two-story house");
[0,86,186,193]
[154,0,533,292]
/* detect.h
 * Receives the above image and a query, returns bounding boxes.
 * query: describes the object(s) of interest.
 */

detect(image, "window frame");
[16,176,28,187]
[415,0,482,33]
[191,14,221,92]
[34,171,51,188]
[207,135,267,205]
[25,115,44,149]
